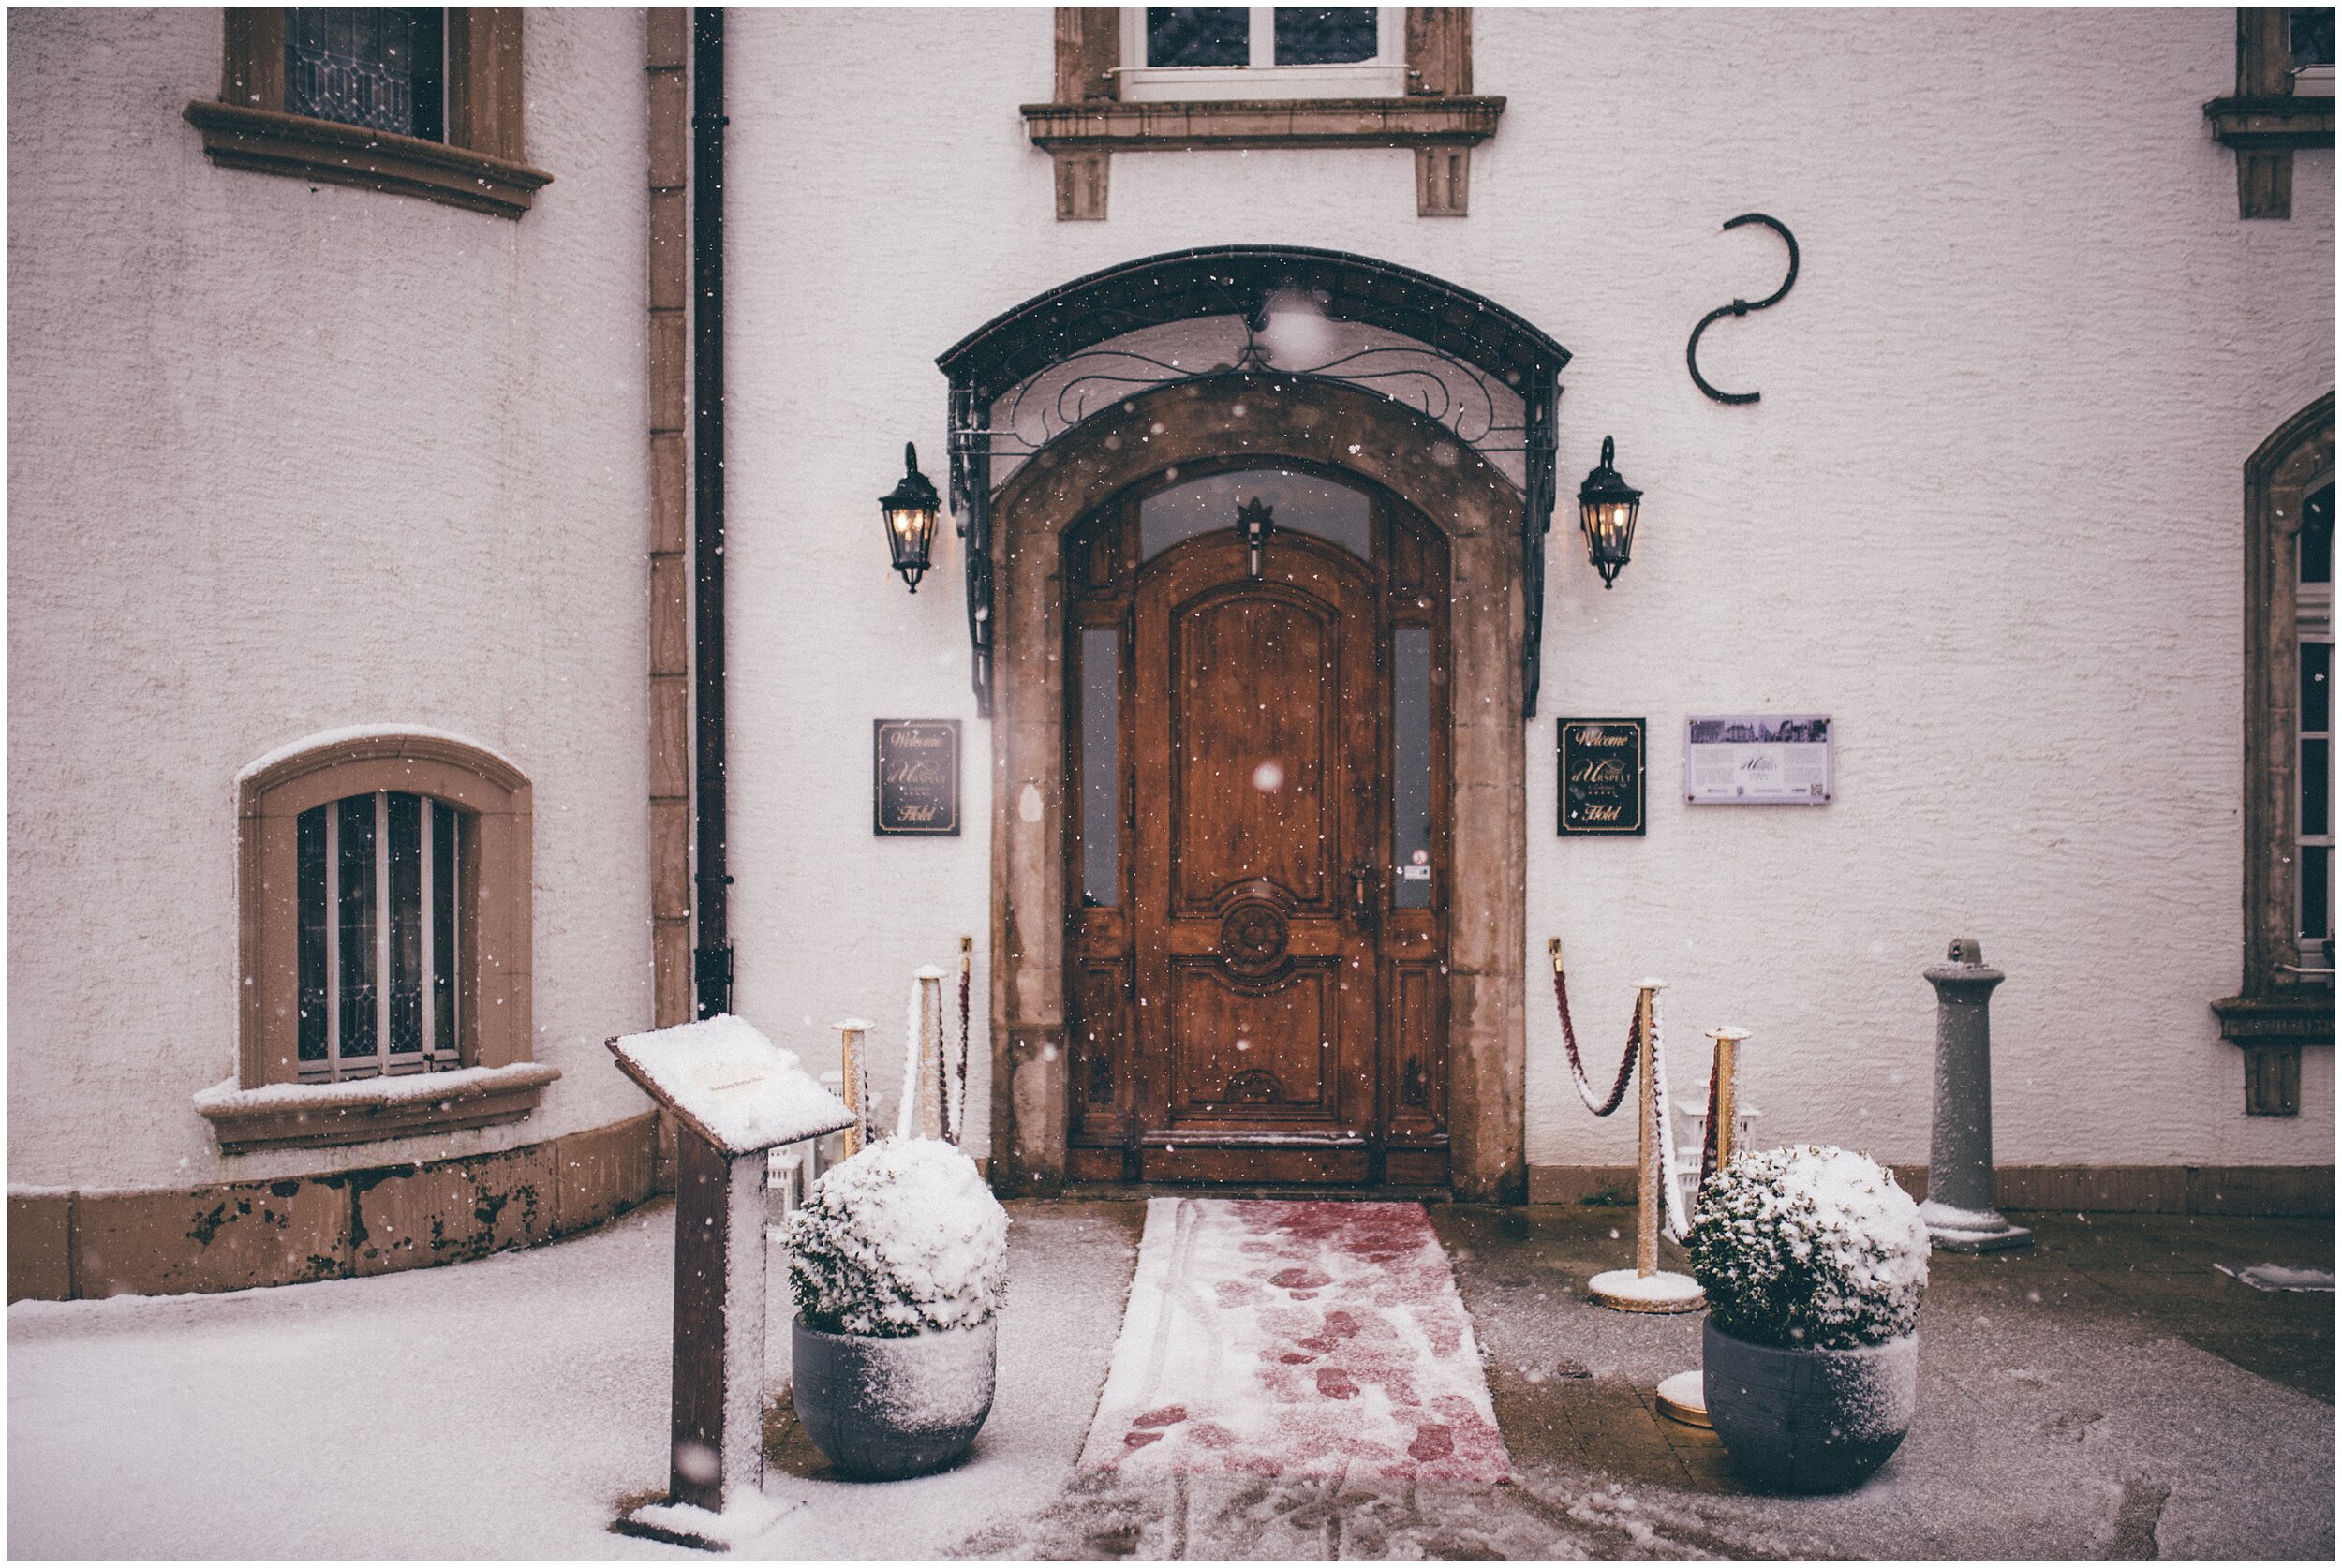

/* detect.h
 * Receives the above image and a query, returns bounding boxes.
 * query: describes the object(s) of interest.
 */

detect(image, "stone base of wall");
[1526,1162,2335,1217]
[7,1112,660,1303]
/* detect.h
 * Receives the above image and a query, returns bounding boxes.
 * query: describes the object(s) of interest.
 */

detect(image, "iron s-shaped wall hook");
[1685,214,1799,406]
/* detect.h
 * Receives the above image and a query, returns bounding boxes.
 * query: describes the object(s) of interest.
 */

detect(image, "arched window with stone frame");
[2216,392,2335,1115]
[197,729,557,1153]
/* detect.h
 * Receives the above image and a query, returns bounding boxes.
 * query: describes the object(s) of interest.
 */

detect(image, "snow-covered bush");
[781,1138,1009,1338]
[1686,1145,1929,1351]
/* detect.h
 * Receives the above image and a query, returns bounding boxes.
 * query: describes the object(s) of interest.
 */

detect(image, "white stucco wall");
[10,7,2329,1194]
[7,7,658,1187]
[722,7,2333,1175]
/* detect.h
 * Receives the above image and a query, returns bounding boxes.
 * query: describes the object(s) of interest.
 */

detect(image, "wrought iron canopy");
[936,244,1572,718]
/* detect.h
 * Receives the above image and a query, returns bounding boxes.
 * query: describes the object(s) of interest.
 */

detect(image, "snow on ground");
[7,1200,1138,1561]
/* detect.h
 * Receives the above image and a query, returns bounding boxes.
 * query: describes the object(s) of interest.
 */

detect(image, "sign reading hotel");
[1558,718,1646,836]
[873,719,960,836]
[1684,715,1833,805]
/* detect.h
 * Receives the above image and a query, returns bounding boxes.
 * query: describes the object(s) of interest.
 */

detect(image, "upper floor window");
[285,7,445,140]
[183,7,550,220]
[1119,7,1406,100]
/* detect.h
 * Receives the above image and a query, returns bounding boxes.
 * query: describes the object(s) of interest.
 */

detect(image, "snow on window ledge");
[194,1062,562,1155]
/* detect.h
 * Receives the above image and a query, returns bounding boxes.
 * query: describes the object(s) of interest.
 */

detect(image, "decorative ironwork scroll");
[939,245,1572,719]
[1685,214,1800,406]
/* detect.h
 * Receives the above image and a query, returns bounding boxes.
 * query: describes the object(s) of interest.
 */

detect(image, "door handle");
[1349,862,1375,925]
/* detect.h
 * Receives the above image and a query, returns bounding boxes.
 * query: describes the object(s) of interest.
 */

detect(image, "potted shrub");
[1685,1144,1929,1493]
[779,1136,1010,1480]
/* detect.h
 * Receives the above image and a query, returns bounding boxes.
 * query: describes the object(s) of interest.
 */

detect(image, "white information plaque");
[1685,715,1833,805]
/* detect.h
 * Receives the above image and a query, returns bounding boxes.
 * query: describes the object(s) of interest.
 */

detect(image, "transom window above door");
[1138,468,1372,560]
[1120,7,1407,100]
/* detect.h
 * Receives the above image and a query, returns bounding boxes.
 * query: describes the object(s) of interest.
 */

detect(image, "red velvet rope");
[954,956,972,1146]
[1553,958,1638,1117]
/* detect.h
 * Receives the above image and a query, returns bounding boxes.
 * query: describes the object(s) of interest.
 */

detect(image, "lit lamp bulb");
[878,441,942,593]
[1575,436,1643,589]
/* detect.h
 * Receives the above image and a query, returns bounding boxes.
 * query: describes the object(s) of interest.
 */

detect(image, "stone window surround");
[2207,7,2335,221]
[184,7,552,220]
[1030,7,1497,220]
[212,729,543,1153]
[2214,391,2335,1117]
[985,374,1528,1201]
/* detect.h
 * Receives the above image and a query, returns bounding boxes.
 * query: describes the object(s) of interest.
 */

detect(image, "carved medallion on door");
[1064,464,1452,1187]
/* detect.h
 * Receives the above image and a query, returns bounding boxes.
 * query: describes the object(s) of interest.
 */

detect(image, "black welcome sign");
[873,720,960,836]
[1559,718,1646,836]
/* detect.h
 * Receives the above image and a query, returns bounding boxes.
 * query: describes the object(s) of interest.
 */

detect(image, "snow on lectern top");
[608,1013,854,1156]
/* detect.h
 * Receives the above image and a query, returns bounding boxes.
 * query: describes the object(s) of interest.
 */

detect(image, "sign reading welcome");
[873,719,961,836]
[1559,718,1646,836]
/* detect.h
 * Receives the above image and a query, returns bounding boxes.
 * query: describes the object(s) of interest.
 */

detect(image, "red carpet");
[1079,1198,1510,1481]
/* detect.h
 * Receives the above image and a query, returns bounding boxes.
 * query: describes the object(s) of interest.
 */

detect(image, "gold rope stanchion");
[916,967,945,1141]
[1589,980,1704,1313]
[1657,1026,1756,1426]
[832,1018,874,1158]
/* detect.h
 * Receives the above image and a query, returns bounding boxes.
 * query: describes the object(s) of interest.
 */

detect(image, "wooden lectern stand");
[608,1016,854,1542]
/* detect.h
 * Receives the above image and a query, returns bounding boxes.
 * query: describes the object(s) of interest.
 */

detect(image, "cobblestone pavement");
[913,1203,2335,1561]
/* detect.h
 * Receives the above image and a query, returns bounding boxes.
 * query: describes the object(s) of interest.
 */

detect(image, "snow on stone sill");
[235,722,523,784]
[192,1061,562,1117]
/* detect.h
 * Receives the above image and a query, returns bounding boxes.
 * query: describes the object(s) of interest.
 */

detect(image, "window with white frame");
[296,790,464,1081]
[2297,479,2334,969]
[1118,7,1406,101]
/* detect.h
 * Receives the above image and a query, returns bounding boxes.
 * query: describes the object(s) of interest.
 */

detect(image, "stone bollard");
[1917,938,2031,1252]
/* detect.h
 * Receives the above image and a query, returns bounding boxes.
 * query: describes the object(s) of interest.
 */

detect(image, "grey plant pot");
[791,1317,997,1480]
[1702,1320,1917,1494]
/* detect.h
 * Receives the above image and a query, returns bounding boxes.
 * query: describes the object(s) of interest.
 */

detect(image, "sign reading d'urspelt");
[873,719,960,836]
[1559,718,1646,836]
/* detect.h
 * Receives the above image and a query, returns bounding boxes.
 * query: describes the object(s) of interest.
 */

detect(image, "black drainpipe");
[690,7,732,1019]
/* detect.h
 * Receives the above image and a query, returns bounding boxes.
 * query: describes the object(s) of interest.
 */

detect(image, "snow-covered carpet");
[1079,1198,1510,1482]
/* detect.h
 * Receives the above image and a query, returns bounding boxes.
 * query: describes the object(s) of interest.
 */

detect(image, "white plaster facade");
[720,6,2334,1176]
[7,7,657,1188]
[7,7,2332,1204]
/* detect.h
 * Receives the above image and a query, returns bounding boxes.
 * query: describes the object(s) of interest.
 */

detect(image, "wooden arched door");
[1064,463,1452,1186]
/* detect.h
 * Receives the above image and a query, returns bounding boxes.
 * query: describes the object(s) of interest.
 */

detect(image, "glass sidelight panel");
[1081,627,1121,906]
[1393,628,1432,909]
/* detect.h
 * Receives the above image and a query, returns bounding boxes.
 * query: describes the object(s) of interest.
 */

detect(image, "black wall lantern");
[879,442,942,592]
[1576,435,1643,589]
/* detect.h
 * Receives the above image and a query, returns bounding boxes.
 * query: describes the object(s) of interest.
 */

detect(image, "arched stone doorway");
[938,248,1568,1201]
